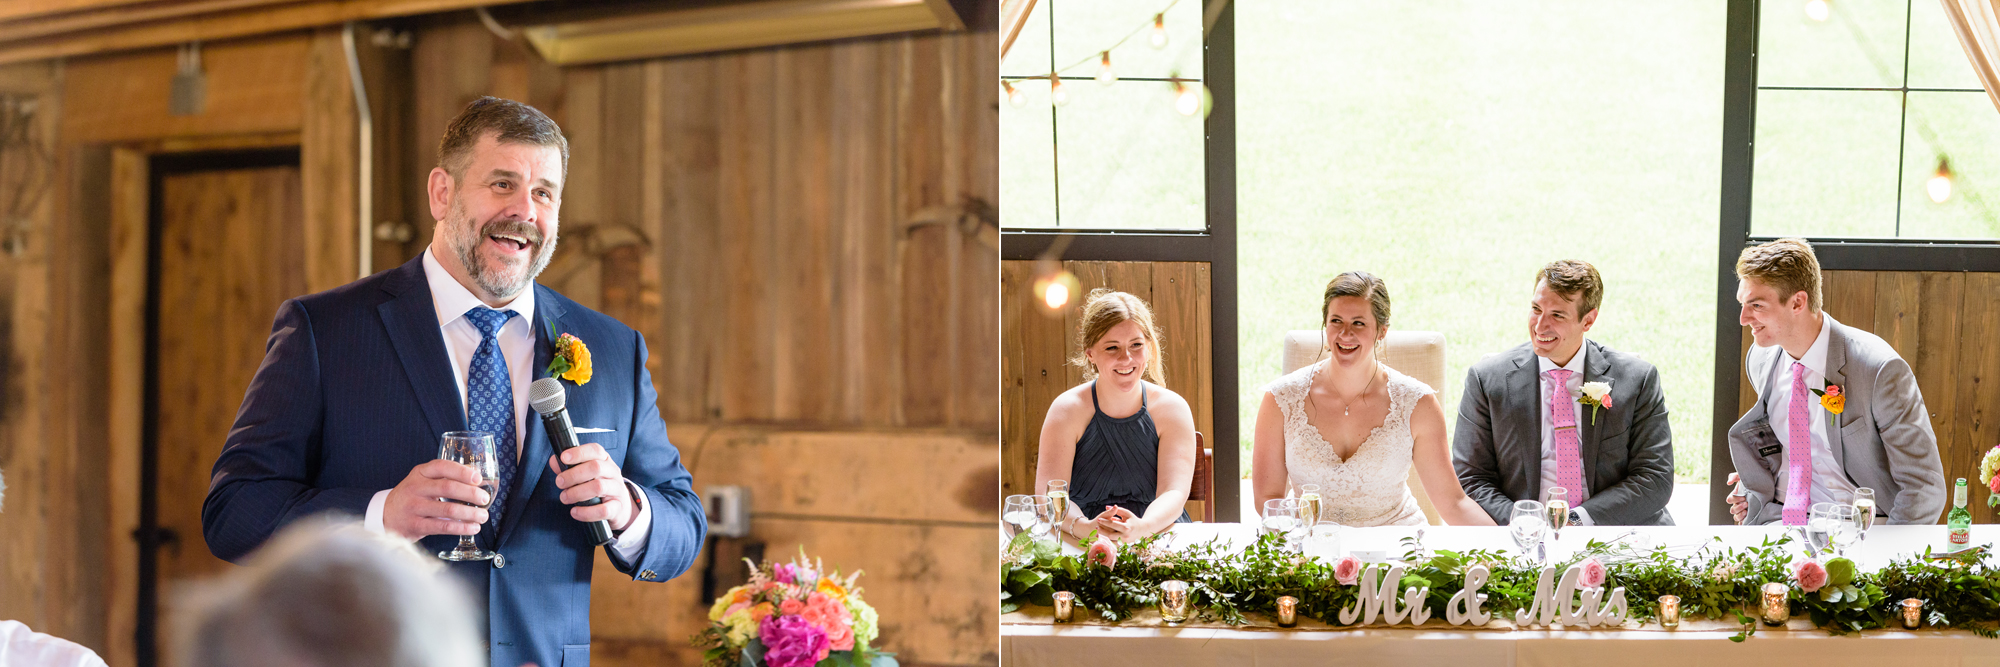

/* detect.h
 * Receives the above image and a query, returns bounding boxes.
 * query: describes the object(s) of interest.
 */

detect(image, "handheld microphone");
[529,377,616,547]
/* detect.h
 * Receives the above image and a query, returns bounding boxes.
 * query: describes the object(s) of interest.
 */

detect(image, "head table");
[1001,523,2000,667]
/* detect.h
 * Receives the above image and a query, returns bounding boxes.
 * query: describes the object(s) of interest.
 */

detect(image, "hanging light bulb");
[1805,0,1830,21]
[1004,80,1026,108]
[1173,81,1201,116]
[1928,156,1954,203]
[1050,74,1068,107]
[1150,13,1169,49]
[1031,261,1082,314]
[1096,51,1117,86]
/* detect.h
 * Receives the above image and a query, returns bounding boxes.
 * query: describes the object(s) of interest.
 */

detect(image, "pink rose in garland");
[758,614,830,667]
[1794,560,1828,593]
[1088,538,1117,568]
[1333,556,1362,586]
[1578,557,1606,589]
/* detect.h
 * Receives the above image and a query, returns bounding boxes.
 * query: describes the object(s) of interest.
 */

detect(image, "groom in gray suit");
[1454,260,1676,526]
[1724,239,1944,526]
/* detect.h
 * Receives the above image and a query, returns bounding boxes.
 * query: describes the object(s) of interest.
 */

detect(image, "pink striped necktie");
[1547,369,1585,498]
[1782,361,1813,526]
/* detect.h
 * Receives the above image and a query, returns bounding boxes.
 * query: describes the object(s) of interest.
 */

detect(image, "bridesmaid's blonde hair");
[1069,289,1167,386]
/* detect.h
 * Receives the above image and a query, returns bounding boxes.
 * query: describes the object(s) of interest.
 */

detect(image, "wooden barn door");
[140,149,306,663]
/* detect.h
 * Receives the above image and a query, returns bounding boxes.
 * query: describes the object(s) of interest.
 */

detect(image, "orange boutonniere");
[546,332,593,385]
[1809,383,1843,415]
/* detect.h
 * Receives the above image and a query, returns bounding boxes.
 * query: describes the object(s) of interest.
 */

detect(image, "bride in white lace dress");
[1251,272,1496,527]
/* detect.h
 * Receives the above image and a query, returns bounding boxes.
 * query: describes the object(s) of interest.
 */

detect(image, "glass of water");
[1828,504,1857,556]
[1002,494,1033,540]
[1262,498,1304,550]
[1026,495,1056,543]
[1805,502,1837,555]
[1509,499,1548,562]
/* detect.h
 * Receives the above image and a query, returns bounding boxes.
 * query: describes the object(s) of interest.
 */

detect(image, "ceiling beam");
[0,0,536,66]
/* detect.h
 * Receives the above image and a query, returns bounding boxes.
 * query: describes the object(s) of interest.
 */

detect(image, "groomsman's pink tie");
[1783,361,1814,526]
[1547,369,1585,497]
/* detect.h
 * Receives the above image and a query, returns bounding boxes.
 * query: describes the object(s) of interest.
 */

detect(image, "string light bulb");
[1150,13,1168,49]
[1173,81,1201,116]
[1031,261,1082,314]
[1805,0,1829,21]
[1097,51,1117,86]
[1004,80,1026,108]
[1928,156,1954,203]
[1050,74,1068,106]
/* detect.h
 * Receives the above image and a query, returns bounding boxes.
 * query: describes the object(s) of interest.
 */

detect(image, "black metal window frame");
[1002,3,1241,522]
[1710,0,2000,524]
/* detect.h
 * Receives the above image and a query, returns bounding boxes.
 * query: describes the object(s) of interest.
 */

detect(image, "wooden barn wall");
[997,260,1213,504]
[1733,270,2000,525]
[0,17,998,667]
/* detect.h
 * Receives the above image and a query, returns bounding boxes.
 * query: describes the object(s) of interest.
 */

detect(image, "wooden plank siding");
[0,15,998,667]
[998,260,1214,510]
[1731,270,2000,525]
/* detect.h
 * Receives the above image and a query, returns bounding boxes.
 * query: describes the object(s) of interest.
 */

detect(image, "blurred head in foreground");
[175,519,482,667]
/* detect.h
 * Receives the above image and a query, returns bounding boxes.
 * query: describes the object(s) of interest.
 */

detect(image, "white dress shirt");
[0,620,108,667]
[365,249,651,559]
[1769,314,1857,508]
[1537,342,1595,526]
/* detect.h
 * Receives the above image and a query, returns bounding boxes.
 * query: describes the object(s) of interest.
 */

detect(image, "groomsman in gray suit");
[1724,239,1945,526]
[1454,260,1677,526]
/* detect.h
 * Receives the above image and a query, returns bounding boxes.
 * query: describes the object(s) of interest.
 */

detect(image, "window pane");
[1053,81,1204,229]
[1001,79,1060,229]
[1908,0,1988,90]
[1051,0,1203,81]
[1898,92,2000,239]
[1240,0,1726,483]
[1757,0,1906,89]
[1750,90,1902,237]
[1000,0,1052,78]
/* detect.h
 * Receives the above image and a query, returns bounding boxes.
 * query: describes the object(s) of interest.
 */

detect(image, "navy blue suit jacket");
[203,255,707,667]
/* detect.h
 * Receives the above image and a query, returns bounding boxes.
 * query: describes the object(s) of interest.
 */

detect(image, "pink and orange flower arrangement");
[695,551,888,667]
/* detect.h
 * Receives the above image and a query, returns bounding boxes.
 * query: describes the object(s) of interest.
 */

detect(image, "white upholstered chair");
[1279,330,1449,525]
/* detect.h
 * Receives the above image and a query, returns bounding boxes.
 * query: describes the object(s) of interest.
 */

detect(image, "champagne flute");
[1510,500,1548,562]
[1828,504,1857,556]
[1299,484,1323,525]
[1046,480,1071,526]
[436,431,502,564]
[1852,487,1877,537]
[1544,487,1570,538]
[1805,502,1836,556]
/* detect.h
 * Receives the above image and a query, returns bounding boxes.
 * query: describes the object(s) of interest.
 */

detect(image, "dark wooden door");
[144,149,306,662]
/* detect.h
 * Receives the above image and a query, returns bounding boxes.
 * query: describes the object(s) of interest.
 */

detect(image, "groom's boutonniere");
[547,332,593,385]
[1577,381,1613,425]
[1809,383,1844,415]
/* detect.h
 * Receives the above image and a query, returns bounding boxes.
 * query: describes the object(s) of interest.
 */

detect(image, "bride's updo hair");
[1322,271,1392,333]
[1069,289,1167,386]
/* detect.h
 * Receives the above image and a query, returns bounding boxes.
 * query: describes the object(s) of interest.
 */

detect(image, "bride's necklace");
[1313,363,1378,417]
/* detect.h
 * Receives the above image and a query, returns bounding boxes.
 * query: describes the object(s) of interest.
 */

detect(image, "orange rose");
[560,336,593,384]
[1822,394,1845,415]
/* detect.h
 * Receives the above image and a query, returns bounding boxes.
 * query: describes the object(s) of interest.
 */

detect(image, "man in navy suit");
[203,97,706,667]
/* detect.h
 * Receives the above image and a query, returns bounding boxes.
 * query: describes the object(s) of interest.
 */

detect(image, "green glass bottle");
[1950,478,1972,548]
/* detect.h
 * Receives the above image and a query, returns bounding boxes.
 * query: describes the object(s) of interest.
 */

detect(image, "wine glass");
[1828,504,1857,556]
[1852,488,1877,539]
[1298,484,1323,525]
[1805,502,1837,556]
[1046,480,1071,526]
[1544,487,1570,538]
[1026,495,1056,543]
[436,431,502,564]
[1261,498,1304,550]
[1002,495,1033,539]
[1510,500,1548,563]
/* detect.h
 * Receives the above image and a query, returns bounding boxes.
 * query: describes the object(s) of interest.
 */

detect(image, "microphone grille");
[528,377,566,415]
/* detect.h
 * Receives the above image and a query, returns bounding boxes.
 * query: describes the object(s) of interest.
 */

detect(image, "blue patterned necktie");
[464,306,520,543]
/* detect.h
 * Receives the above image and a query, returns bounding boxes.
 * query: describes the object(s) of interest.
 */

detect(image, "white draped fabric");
[1941,0,2000,114]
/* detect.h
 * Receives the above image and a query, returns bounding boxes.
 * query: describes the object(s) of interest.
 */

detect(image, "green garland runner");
[999,531,2000,639]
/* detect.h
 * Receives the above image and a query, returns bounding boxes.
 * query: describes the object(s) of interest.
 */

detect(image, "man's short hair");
[175,520,482,667]
[1537,260,1604,317]
[1735,238,1822,312]
[437,96,569,182]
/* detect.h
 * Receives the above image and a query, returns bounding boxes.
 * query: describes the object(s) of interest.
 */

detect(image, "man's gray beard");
[447,210,556,301]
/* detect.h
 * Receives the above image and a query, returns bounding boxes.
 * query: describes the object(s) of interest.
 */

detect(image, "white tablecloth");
[1001,523,2000,667]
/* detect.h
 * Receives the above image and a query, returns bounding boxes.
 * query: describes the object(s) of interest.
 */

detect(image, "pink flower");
[758,614,830,667]
[779,598,806,616]
[773,563,797,584]
[1824,384,1842,398]
[1333,556,1362,586]
[802,592,855,651]
[1601,394,1613,409]
[1794,560,1828,593]
[1578,557,1606,589]
[1988,475,2000,494]
[1088,539,1117,568]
